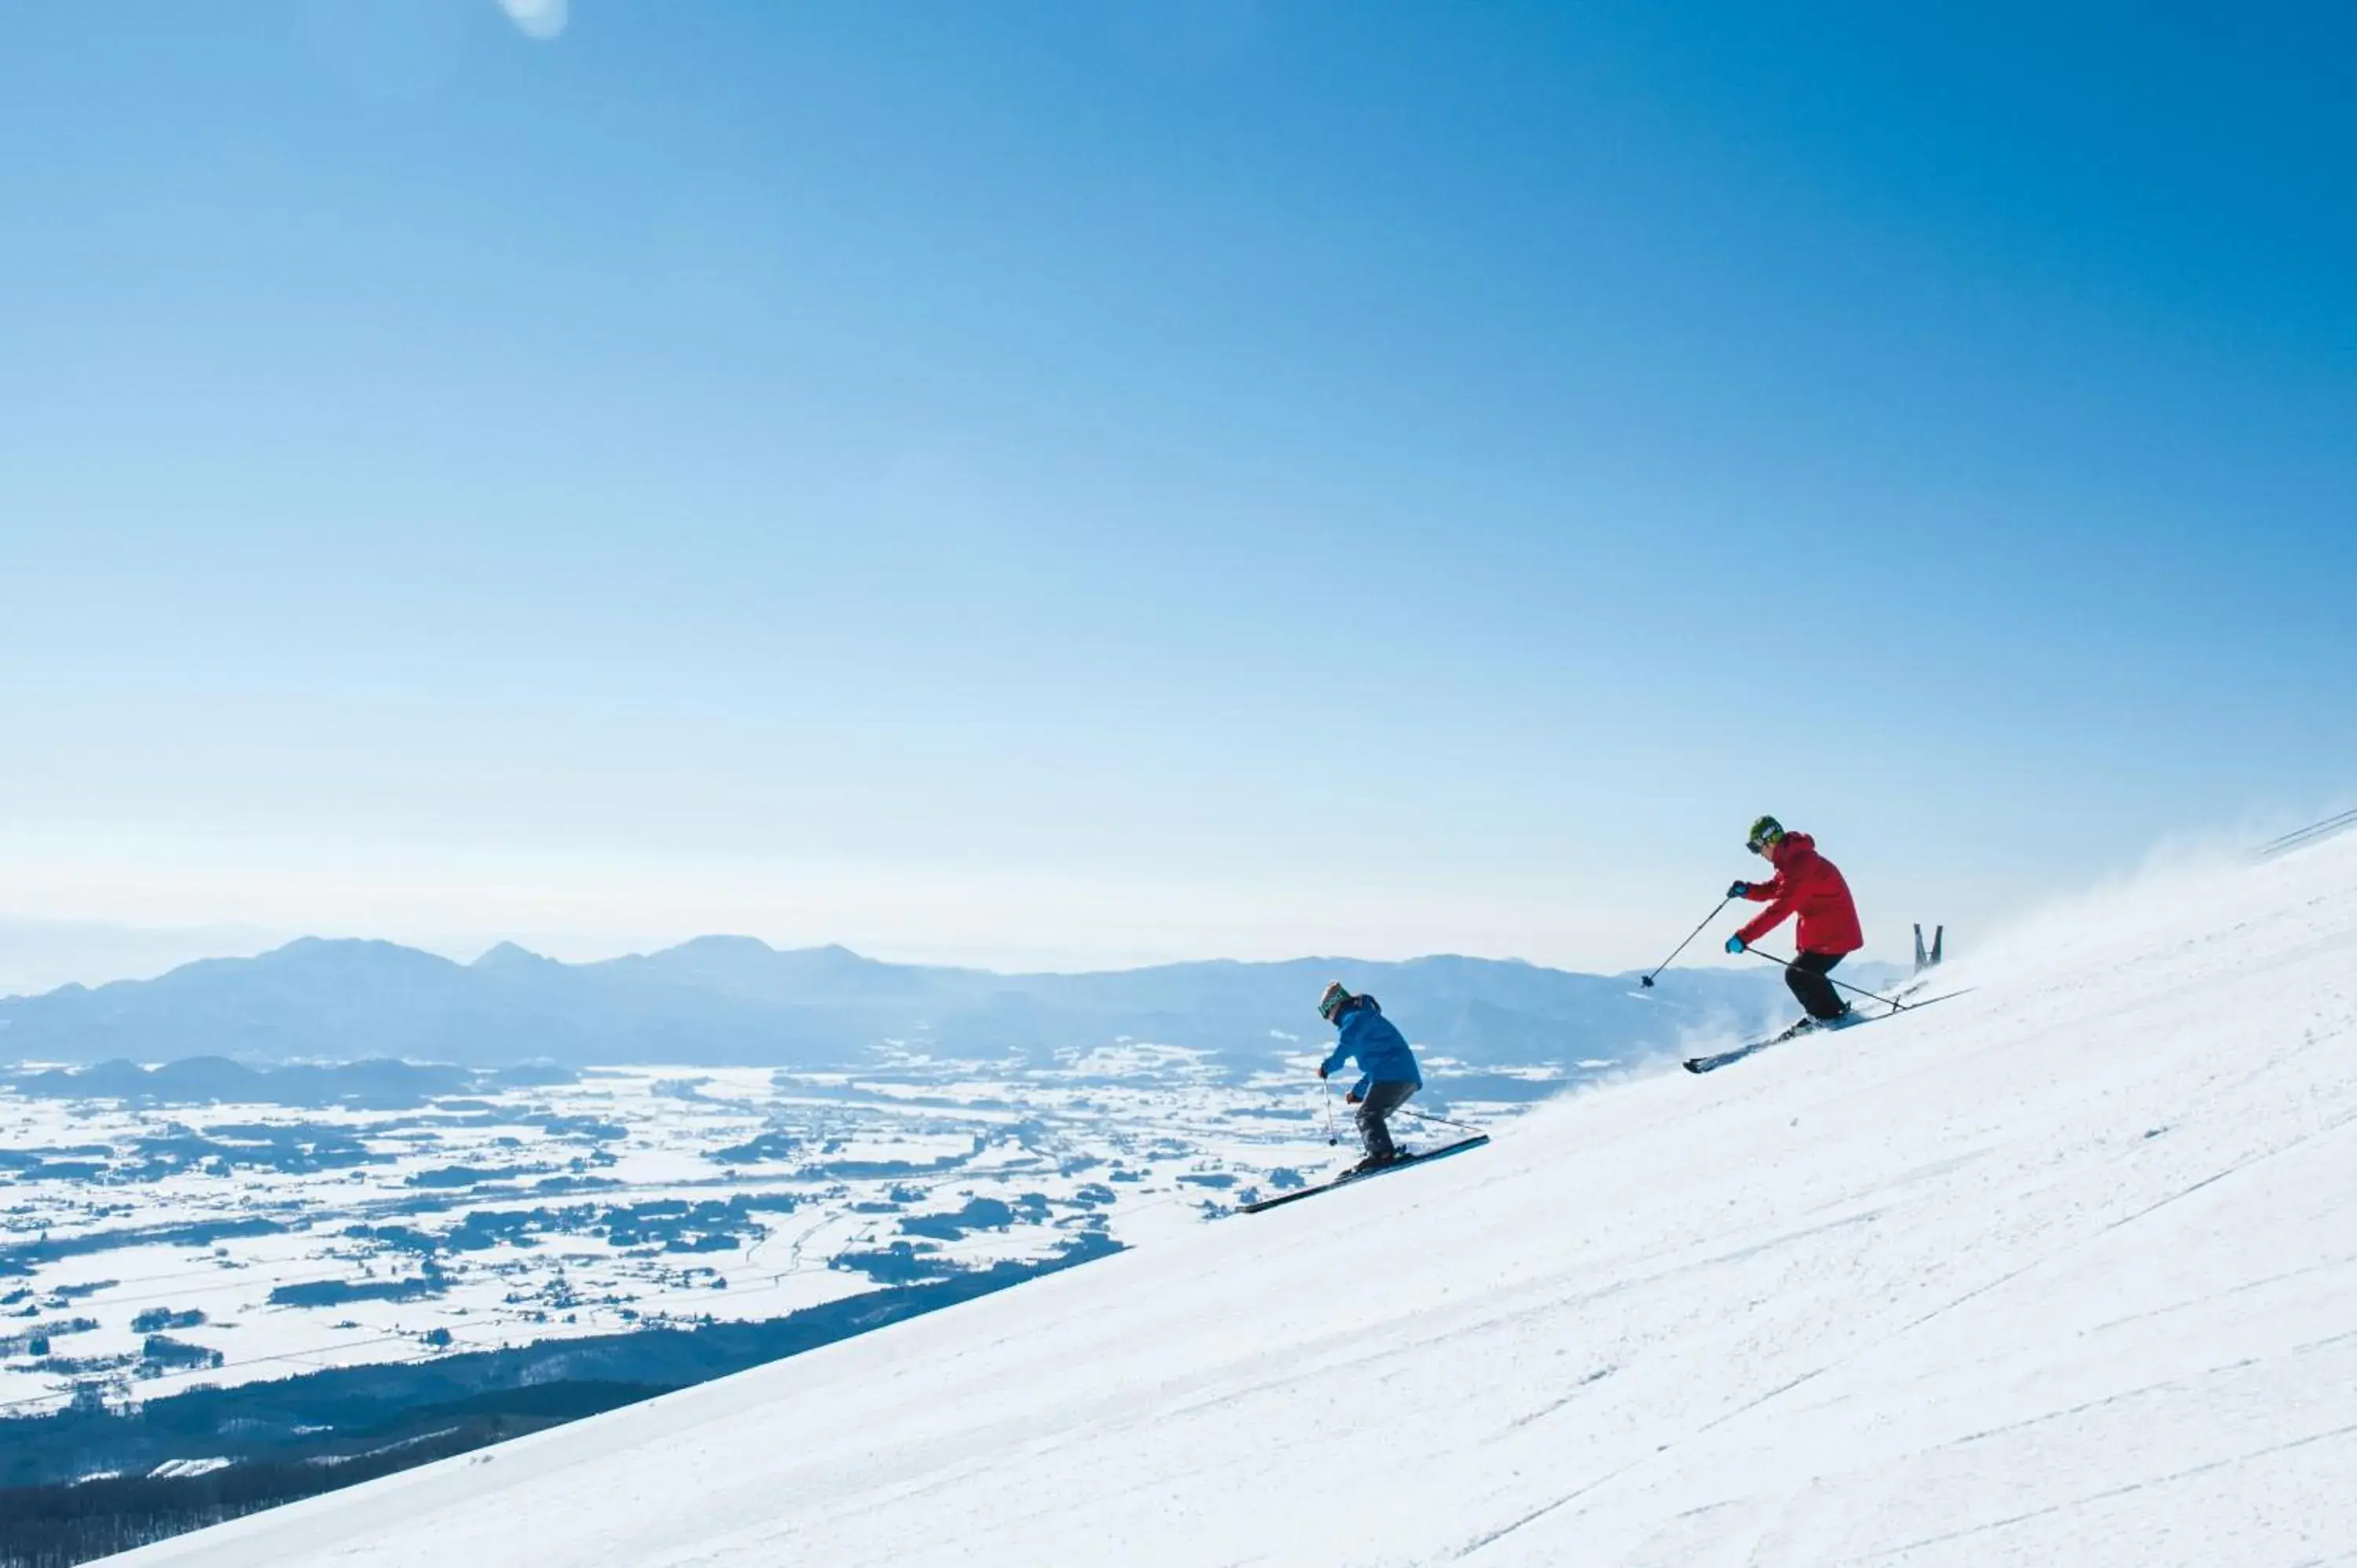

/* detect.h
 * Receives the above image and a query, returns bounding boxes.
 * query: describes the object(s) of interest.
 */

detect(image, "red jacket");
[1737,832,1863,955]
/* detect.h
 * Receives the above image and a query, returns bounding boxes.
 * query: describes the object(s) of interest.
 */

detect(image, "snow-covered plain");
[6,1045,1571,1419]
[117,834,2357,1566]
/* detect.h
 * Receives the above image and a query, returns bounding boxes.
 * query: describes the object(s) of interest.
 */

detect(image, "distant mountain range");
[0,936,1901,1074]
[5,1055,576,1111]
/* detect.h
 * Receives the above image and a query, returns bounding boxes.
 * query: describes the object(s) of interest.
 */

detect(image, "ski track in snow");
[115,837,2357,1567]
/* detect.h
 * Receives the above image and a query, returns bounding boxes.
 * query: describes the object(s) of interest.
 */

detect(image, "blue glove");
[1726,881,1750,899]
[1725,935,1747,954]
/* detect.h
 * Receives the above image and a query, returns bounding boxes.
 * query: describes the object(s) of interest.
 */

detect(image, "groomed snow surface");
[121,836,2357,1566]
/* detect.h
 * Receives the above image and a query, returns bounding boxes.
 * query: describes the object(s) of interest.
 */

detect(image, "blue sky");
[0,1,2351,983]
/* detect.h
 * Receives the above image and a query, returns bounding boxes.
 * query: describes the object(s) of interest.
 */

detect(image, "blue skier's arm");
[1319,1040,1352,1079]
[1351,1074,1372,1100]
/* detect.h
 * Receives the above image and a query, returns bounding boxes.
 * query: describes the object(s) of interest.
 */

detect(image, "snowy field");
[1,1044,1559,1420]
[111,829,2357,1566]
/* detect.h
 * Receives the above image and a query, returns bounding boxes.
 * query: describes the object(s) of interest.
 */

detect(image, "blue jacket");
[1320,999,1422,1099]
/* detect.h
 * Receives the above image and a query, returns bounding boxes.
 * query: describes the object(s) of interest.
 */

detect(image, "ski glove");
[1345,1090,1363,1105]
[1726,881,1751,899]
[1316,1064,1329,1080]
[1725,935,1747,954]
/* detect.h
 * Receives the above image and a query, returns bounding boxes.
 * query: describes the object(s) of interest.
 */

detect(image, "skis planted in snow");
[1681,987,1974,1075]
[1237,1134,1491,1213]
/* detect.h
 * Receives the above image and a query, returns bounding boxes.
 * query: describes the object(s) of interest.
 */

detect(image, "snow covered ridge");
[118,837,2357,1566]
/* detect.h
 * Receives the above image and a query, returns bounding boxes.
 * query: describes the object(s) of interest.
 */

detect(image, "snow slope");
[118,837,2357,1567]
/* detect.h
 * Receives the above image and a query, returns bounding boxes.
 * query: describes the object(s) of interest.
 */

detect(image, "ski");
[1682,987,1974,1075]
[1237,1134,1491,1213]
[1683,1017,1818,1075]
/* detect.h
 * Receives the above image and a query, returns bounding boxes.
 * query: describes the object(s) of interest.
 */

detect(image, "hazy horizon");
[0,915,1734,1001]
[0,804,2339,996]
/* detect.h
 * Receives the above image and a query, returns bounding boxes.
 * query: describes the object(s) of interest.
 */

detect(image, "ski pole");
[1322,1078,1340,1146]
[1397,1105,1485,1134]
[1638,896,1732,988]
[1742,947,1909,1010]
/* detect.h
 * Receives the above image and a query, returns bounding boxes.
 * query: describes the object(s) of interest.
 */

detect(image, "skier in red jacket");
[1725,815,1864,1027]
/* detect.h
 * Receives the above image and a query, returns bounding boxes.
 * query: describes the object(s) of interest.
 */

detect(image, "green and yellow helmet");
[1746,815,1786,854]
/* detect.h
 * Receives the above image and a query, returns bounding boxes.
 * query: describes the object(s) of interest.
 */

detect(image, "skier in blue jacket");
[1316,982,1424,1172]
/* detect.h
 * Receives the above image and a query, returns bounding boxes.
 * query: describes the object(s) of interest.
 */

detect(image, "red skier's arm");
[1737,878,1799,946]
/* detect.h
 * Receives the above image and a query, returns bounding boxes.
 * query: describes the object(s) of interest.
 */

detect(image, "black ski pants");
[1355,1079,1417,1161]
[1786,951,1849,1021]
